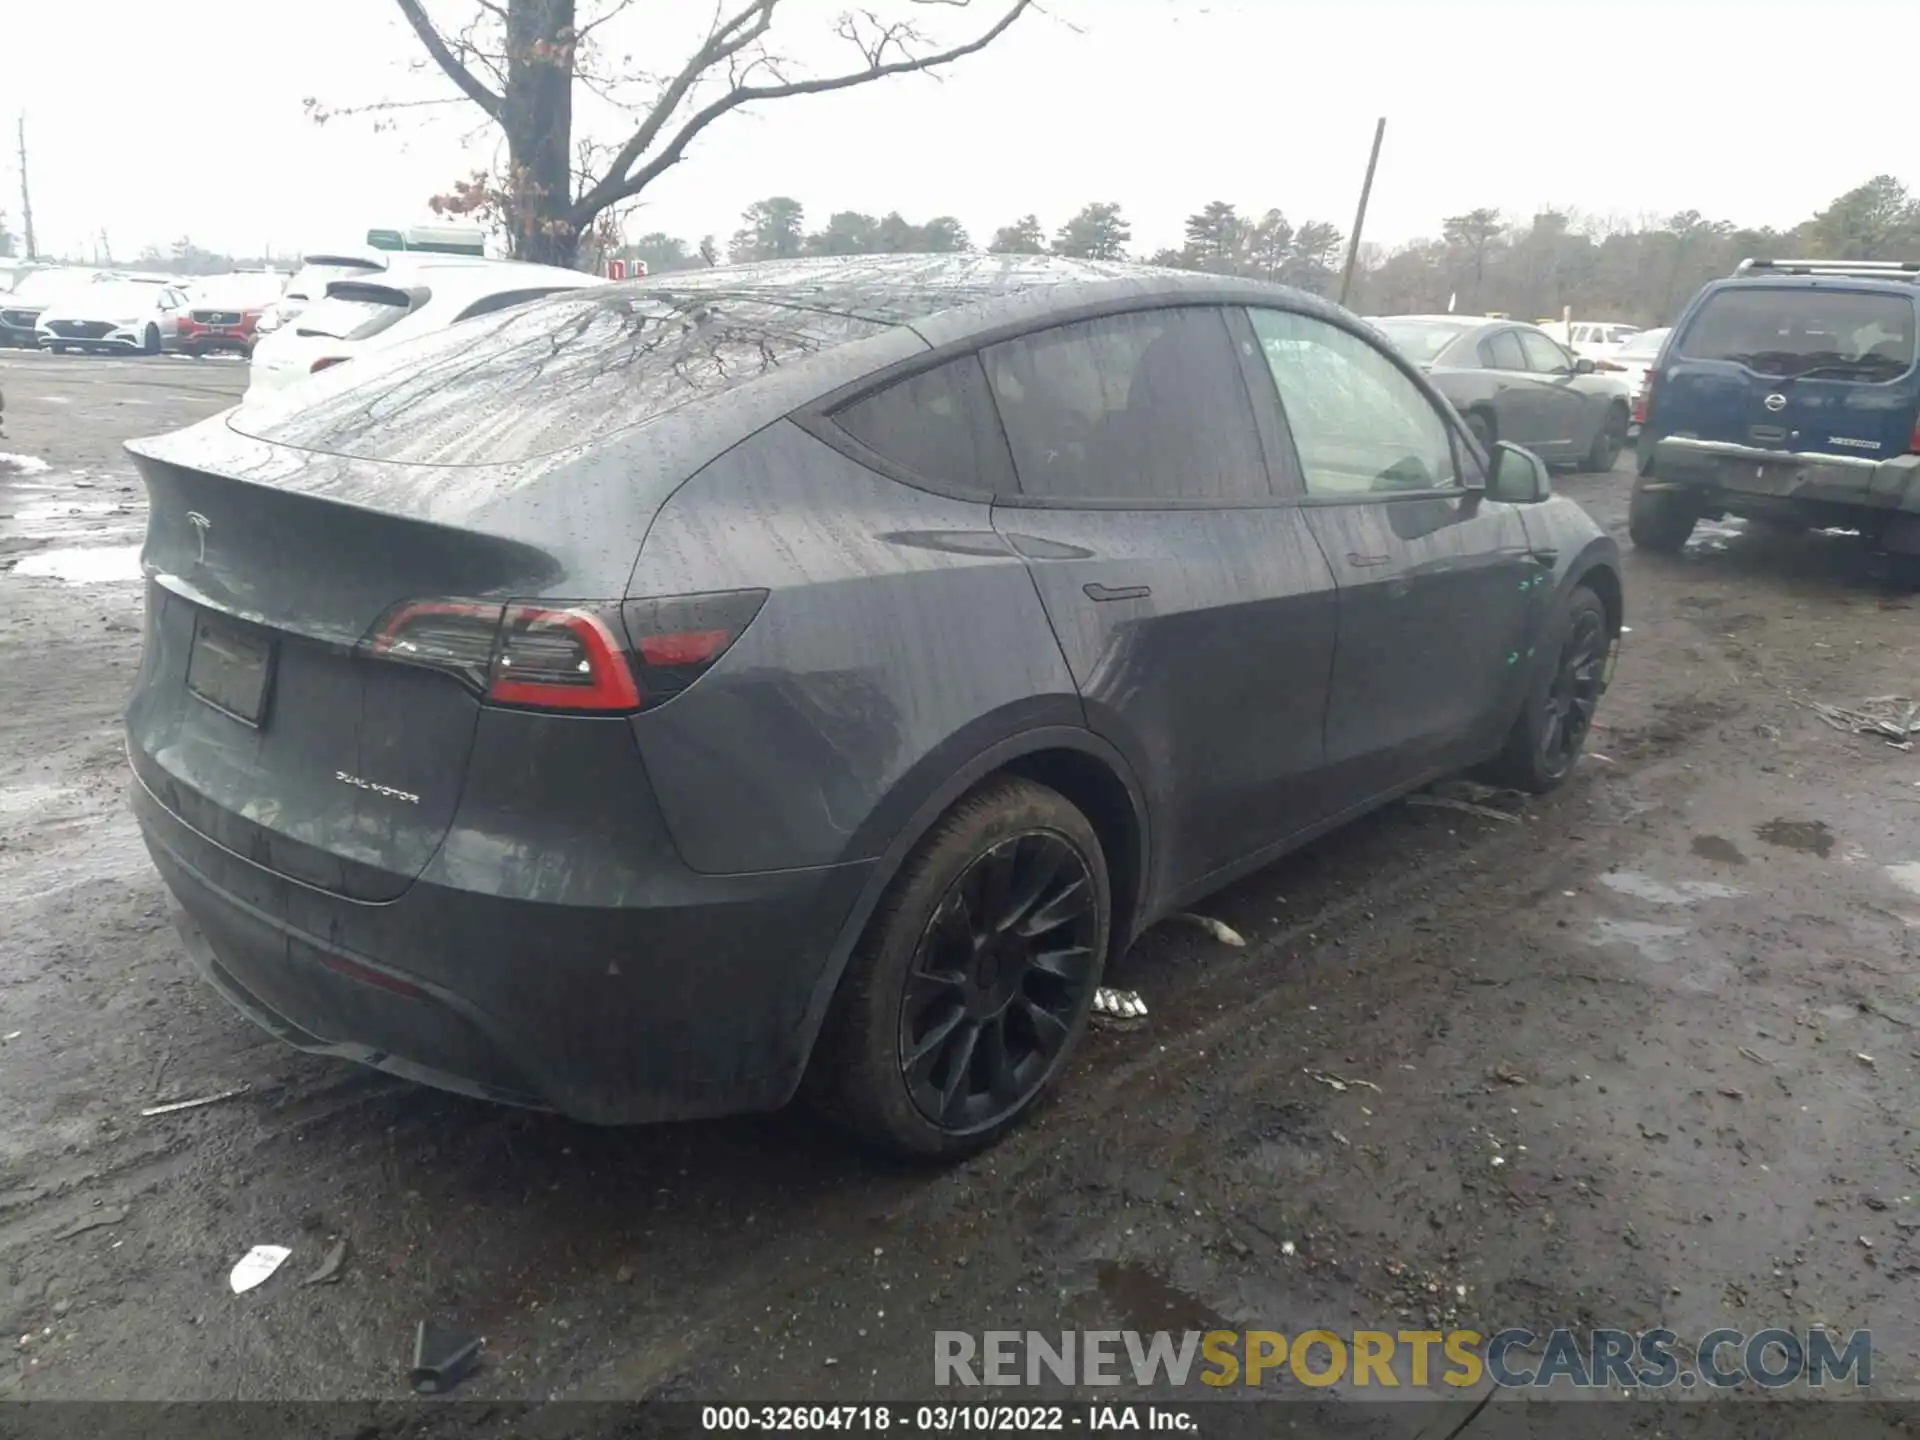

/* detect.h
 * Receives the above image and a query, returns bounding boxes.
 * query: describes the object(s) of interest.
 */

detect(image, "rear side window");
[833,355,1007,496]
[982,307,1267,502]
[232,289,894,465]
[1481,331,1526,370]
[452,286,574,323]
[1678,286,1918,380]
[295,284,418,341]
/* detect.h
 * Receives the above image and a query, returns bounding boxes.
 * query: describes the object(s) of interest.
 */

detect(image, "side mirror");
[1487,441,1552,504]
[1572,356,1597,375]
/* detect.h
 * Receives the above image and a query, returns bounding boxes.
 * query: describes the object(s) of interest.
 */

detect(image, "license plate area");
[186,613,274,726]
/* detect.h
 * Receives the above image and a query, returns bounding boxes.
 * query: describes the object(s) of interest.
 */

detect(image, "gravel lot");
[4,349,1920,1417]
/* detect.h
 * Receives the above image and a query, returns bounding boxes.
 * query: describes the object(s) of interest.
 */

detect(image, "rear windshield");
[231,287,894,465]
[294,285,417,341]
[1678,286,1918,380]
[1371,319,1475,363]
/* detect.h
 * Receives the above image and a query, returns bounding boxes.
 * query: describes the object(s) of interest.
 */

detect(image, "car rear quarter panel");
[626,419,1084,876]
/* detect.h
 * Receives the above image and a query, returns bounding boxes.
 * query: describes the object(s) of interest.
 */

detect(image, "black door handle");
[1083,582,1151,602]
[1346,552,1392,568]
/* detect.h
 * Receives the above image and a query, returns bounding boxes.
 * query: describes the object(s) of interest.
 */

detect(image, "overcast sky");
[10,0,1912,264]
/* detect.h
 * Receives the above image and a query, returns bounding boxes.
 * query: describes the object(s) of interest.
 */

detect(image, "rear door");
[1662,282,1920,459]
[982,305,1341,901]
[1246,306,1536,800]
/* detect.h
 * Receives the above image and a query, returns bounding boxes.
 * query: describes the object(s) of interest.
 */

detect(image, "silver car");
[1369,315,1634,472]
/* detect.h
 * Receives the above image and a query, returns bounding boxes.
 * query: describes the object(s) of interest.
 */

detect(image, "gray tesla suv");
[123,254,1622,1157]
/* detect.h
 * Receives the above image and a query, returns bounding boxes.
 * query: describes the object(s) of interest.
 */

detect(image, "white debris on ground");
[1801,695,1920,749]
[1091,988,1148,1025]
[0,453,51,475]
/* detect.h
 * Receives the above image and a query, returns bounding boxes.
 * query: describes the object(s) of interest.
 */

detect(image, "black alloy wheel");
[898,830,1100,1132]
[1540,603,1606,778]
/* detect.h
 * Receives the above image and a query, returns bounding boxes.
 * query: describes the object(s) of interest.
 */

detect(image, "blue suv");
[1630,259,1920,555]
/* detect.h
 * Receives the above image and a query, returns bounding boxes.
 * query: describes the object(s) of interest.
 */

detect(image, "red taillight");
[1632,374,1653,427]
[364,590,766,713]
[1911,416,1920,455]
[311,356,348,374]
[489,606,641,711]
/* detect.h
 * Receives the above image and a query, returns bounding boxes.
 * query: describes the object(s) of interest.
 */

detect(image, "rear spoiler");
[1734,257,1920,280]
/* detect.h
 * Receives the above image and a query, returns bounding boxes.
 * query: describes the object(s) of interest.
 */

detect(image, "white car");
[1602,326,1670,431]
[1599,325,1669,391]
[36,276,192,355]
[245,256,606,399]
[0,267,109,347]
[1535,319,1644,360]
[251,248,391,345]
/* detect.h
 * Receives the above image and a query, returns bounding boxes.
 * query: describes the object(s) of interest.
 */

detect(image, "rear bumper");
[1647,436,1920,507]
[131,757,875,1124]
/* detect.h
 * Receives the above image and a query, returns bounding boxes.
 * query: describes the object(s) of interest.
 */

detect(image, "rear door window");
[1481,330,1527,371]
[982,307,1268,503]
[833,355,1009,496]
[1678,286,1918,380]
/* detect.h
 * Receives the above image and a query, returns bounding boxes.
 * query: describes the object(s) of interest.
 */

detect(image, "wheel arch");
[787,724,1152,1093]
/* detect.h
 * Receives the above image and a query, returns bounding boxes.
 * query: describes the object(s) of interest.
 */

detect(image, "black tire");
[806,776,1111,1160]
[142,325,161,356]
[49,344,67,355]
[1578,403,1628,473]
[1480,585,1609,794]
[1464,409,1495,455]
[1627,475,1698,553]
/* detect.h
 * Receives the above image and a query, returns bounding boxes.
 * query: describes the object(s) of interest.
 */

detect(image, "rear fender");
[782,722,1152,1100]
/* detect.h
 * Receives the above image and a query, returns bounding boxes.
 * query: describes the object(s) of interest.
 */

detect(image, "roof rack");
[1734,257,1920,279]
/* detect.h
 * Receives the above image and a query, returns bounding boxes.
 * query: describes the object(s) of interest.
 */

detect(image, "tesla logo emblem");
[186,511,210,563]
[1763,393,1787,412]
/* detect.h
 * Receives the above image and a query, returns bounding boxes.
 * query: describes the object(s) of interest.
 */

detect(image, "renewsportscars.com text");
[934,1327,1872,1390]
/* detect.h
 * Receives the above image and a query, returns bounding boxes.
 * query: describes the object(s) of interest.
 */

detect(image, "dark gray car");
[123,255,1622,1158]
[1370,315,1634,472]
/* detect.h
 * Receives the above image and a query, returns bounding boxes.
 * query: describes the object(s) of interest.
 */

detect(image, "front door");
[1516,328,1594,461]
[981,305,1341,906]
[1245,307,1537,801]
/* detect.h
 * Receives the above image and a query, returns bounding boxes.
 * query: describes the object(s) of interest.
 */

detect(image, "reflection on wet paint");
[1599,871,1745,904]
[11,544,142,584]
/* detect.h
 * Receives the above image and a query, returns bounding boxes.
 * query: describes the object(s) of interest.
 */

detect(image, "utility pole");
[17,114,36,260]
[1337,116,1386,309]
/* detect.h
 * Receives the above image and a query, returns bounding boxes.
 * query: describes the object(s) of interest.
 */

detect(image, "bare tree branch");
[572,0,1032,226]
[571,0,782,225]
[396,0,505,119]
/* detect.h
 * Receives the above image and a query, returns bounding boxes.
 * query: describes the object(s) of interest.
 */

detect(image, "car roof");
[593,253,1348,349]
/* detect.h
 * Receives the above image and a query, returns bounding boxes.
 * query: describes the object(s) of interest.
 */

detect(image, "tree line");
[620,196,1352,296]
[617,174,1920,327]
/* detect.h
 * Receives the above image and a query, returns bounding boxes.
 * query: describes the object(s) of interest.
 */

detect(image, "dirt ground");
[4,348,1920,1416]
